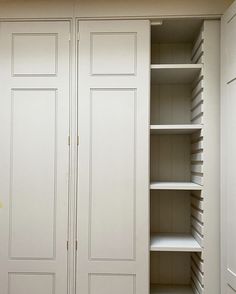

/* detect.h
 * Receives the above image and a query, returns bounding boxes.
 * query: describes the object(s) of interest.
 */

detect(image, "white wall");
[0,0,233,18]
[76,0,233,18]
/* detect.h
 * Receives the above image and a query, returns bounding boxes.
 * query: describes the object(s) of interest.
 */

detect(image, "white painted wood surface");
[152,43,193,65]
[151,85,192,125]
[0,22,70,294]
[200,20,221,294]
[191,131,204,186]
[150,125,203,134]
[151,190,191,234]
[151,64,203,69]
[150,233,202,252]
[0,0,232,18]
[151,19,203,44]
[150,182,202,190]
[191,77,204,125]
[221,2,236,293]
[76,20,150,294]
[150,134,191,183]
[150,251,191,285]
[151,65,202,84]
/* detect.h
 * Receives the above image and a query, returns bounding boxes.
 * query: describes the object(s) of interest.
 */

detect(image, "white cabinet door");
[77,20,150,294]
[221,3,236,293]
[0,22,70,294]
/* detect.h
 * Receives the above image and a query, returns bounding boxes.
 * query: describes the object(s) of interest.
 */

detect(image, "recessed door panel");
[12,33,57,76]
[10,89,57,260]
[90,33,137,75]
[8,273,55,294]
[89,89,136,261]
[89,274,135,294]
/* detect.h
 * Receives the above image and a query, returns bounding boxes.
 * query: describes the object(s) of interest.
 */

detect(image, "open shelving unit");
[150,19,205,294]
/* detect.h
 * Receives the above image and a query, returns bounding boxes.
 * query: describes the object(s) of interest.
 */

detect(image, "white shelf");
[150,182,202,190]
[151,64,202,69]
[150,124,203,135]
[150,284,193,294]
[151,64,202,84]
[150,233,202,252]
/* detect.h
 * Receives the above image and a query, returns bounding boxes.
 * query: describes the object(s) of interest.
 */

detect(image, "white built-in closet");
[0,1,236,294]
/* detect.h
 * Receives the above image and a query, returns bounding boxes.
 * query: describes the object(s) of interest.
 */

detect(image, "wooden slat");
[191,140,203,152]
[192,282,201,294]
[192,29,204,58]
[191,206,203,223]
[191,152,203,162]
[192,45,204,64]
[191,103,203,118]
[191,110,203,123]
[191,164,203,174]
[191,131,203,142]
[191,115,203,124]
[196,55,203,64]
[191,174,204,185]
[192,91,203,109]
[192,218,204,235]
[191,255,204,275]
[192,270,204,294]
[192,75,203,93]
[192,262,204,284]
[192,253,204,273]
[227,269,236,291]
[192,228,204,247]
[191,196,204,210]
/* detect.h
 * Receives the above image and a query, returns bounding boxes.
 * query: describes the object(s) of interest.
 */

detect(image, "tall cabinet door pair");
[0,20,149,294]
[0,3,236,293]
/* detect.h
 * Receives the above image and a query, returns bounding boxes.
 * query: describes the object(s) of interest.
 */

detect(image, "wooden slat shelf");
[150,124,203,135]
[150,233,202,252]
[151,64,203,84]
[150,182,203,191]
[151,64,203,69]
